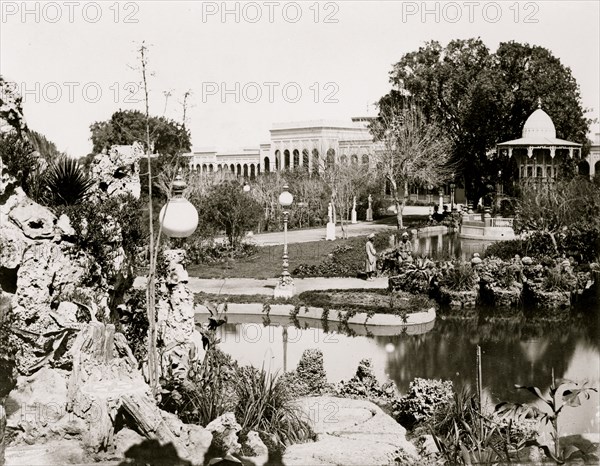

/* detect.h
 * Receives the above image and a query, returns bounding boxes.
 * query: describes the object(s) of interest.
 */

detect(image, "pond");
[412,230,492,260]
[208,314,600,436]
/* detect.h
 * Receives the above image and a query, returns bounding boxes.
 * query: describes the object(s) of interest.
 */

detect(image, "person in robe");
[365,233,377,280]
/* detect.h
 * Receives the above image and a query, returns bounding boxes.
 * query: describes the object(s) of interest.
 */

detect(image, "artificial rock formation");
[283,396,418,466]
[0,181,109,373]
[90,142,142,200]
[156,249,200,380]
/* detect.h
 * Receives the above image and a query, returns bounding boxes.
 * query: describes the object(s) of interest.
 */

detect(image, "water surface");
[209,315,599,436]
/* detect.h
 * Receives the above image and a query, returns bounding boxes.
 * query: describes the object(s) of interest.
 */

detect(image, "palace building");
[181,117,380,178]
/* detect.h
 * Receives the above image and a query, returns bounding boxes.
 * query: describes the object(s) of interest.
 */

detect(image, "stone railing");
[489,217,514,228]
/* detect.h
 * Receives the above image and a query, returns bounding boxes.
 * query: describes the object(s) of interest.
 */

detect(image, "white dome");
[522,108,556,139]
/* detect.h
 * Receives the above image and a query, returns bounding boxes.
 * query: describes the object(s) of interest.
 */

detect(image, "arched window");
[302,149,309,169]
[351,154,358,165]
[243,164,249,178]
[312,149,319,174]
[209,164,214,173]
[362,154,369,165]
[250,164,256,179]
[237,164,242,176]
[275,150,280,171]
[284,150,290,170]
[230,163,235,172]
[293,149,300,168]
[326,149,335,169]
[264,156,270,172]
[340,154,348,165]
[202,164,207,173]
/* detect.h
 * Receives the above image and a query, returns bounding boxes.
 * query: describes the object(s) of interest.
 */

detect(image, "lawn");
[186,215,426,279]
[186,239,342,279]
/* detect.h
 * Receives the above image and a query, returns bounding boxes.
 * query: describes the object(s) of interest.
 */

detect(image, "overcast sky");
[1,1,599,156]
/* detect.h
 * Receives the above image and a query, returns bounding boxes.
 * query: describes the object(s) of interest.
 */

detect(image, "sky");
[1,0,599,157]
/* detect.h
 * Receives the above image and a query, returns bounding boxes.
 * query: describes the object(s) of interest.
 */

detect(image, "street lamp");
[274,185,294,298]
[159,172,199,238]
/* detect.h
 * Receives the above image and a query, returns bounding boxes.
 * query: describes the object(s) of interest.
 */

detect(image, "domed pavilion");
[497,100,581,180]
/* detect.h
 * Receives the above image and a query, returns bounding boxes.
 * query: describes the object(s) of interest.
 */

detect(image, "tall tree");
[384,39,591,205]
[89,109,191,156]
[370,103,453,230]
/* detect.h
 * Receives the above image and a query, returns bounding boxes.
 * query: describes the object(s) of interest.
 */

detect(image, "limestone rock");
[186,424,213,464]
[6,367,71,444]
[0,223,28,269]
[90,143,142,200]
[243,431,268,457]
[112,427,145,458]
[5,440,87,466]
[8,199,57,239]
[56,213,75,237]
[206,412,242,456]
[284,396,417,466]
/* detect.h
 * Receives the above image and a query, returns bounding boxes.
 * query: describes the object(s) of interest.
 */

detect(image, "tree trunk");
[395,199,403,230]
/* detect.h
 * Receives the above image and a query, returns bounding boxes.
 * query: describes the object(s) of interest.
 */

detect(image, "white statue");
[368,194,372,209]
[328,203,333,223]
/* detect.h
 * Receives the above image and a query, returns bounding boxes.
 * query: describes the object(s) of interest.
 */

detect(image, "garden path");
[241,205,429,246]
[133,276,389,296]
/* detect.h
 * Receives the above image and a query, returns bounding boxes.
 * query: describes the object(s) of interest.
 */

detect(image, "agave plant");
[43,157,94,206]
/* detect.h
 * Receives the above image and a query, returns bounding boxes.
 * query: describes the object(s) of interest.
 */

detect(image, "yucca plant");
[43,157,94,206]
[235,365,314,447]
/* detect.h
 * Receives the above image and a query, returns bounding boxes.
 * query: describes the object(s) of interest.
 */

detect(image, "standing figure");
[365,233,377,280]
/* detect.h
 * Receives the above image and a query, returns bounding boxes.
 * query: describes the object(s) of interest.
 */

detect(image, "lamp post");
[450,180,456,212]
[427,184,433,209]
[274,185,294,299]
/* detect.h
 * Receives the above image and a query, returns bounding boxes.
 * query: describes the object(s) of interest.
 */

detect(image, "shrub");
[440,262,477,291]
[295,348,327,395]
[0,292,16,399]
[57,194,145,276]
[542,265,576,292]
[392,378,454,430]
[160,347,238,427]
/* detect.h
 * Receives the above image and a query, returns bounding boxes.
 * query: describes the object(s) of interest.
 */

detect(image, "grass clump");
[235,365,315,447]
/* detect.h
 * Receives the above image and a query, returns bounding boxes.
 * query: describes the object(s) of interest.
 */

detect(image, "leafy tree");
[383,39,591,206]
[200,181,263,249]
[89,109,191,156]
[29,131,64,162]
[370,103,453,229]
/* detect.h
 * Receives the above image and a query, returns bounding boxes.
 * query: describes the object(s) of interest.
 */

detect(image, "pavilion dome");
[522,108,556,139]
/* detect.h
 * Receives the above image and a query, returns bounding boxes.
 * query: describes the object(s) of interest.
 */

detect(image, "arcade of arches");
[182,118,378,179]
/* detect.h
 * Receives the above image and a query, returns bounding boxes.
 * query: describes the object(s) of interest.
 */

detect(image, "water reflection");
[413,231,494,260]
[211,316,599,435]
